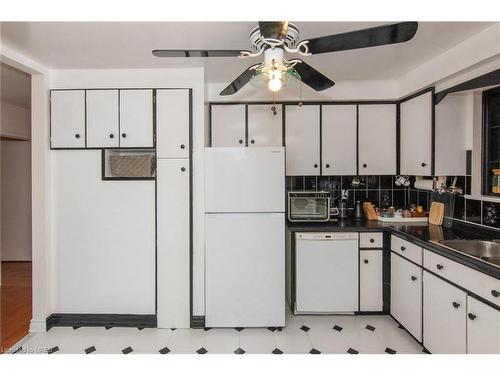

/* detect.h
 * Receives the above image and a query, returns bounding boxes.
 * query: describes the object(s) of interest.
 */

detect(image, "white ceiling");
[1,63,31,108]
[0,22,495,85]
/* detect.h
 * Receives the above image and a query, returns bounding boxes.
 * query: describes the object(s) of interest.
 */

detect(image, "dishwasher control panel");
[296,232,359,241]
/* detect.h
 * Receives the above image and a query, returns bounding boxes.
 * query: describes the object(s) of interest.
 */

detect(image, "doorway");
[0,62,32,352]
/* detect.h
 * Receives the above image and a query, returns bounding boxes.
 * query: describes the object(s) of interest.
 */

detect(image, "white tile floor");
[8,310,424,354]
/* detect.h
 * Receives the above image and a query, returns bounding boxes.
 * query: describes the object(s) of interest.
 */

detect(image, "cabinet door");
[400,92,433,175]
[156,89,190,158]
[423,271,467,354]
[359,250,383,312]
[247,104,283,147]
[467,296,500,354]
[285,105,320,176]
[157,159,190,328]
[322,105,357,175]
[86,90,119,148]
[391,253,422,341]
[211,104,246,147]
[119,90,153,148]
[358,104,396,175]
[50,90,86,148]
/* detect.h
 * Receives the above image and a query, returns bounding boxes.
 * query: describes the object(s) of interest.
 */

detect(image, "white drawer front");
[391,235,422,265]
[360,232,383,248]
[423,249,500,307]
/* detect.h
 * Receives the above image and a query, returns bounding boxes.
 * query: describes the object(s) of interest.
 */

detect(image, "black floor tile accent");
[267,327,277,332]
[203,327,212,331]
[272,348,283,354]
[347,348,359,354]
[385,347,396,354]
[12,346,22,354]
[276,327,282,332]
[122,346,133,354]
[398,324,404,329]
[365,325,376,332]
[84,346,96,354]
[159,347,170,354]
[234,347,246,354]
[309,348,321,354]
[72,326,81,330]
[234,327,244,332]
[105,326,113,330]
[137,327,144,331]
[196,347,208,354]
[47,346,59,354]
[300,325,310,332]
[333,325,343,332]
[171,328,177,331]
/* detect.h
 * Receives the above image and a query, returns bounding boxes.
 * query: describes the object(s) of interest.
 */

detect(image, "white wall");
[1,140,32,261]
[1,101,30,139]
[50,68,206,316]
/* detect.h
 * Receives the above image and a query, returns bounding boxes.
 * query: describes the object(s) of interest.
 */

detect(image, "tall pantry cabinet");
[156,89,192,328]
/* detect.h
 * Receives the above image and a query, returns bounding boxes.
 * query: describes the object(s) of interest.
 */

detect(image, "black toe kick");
[46,313,157,331]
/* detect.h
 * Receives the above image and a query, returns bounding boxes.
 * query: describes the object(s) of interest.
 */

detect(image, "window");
[482,86,500,196]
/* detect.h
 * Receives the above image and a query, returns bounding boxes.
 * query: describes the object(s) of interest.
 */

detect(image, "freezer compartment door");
[205,147,285,213]
[205,213,285,327]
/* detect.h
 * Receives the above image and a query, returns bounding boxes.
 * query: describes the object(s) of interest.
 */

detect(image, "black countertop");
[286,219,500,279]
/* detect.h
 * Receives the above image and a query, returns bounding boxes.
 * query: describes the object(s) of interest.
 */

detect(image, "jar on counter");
[493,169,500,194]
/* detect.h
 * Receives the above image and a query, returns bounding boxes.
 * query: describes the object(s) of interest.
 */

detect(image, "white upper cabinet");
[400,91,433,176]
[285,105,320,176]
[247,104,283,147]
[86,90,119,148]
[156,89,190,158]
[119,90,154,148]
[51,90,86,148]
[321,105,357,175]
[211,104,246,147]
[467,296,500,354]
[358,104,396,175]
[423,271,467,354]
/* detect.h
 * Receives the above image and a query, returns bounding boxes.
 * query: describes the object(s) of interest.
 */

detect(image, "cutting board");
[429,201,445,225]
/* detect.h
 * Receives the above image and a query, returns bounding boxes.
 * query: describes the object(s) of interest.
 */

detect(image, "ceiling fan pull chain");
[298,79,303,107]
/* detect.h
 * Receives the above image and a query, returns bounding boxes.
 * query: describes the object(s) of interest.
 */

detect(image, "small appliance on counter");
[288,191,330,222]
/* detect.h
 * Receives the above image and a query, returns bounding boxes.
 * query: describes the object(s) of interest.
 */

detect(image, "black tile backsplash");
[466,199,482,224]
[482,201,500,229]
[454,196,465,221]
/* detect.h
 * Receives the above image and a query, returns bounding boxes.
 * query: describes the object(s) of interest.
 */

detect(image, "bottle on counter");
[492,169,500,194]
[353,200,363,220]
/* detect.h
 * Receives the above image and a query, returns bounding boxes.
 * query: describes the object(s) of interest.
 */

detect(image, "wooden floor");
[1,262,32,353]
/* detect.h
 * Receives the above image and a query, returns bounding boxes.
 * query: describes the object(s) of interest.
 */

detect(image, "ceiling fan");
[152,21,418,96]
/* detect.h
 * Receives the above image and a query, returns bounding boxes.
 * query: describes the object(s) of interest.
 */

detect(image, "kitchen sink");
[437,240,500,267]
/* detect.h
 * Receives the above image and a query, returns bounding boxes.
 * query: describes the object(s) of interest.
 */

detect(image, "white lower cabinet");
[157,158,190,328]
[467,296,500,354]
[359,250,383,311]
[391,253,422,341]
[423,271,467,353]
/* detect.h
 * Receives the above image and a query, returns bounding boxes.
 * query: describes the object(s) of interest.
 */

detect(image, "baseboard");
[191,315,205,328]
[46,313,157,330]
[30,319,48,333]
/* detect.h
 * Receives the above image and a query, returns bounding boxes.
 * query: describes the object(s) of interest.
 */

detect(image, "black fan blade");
[306,22,418,55]
[292,60,335,91]
[220,64,261,96]
[258,21,289,40]
[152,50,244,57]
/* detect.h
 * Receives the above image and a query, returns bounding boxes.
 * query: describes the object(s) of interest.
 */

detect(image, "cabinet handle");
[122,133,127,138]
[109,134,114,139]
[468,313,476,321]
[364,259,369,264]
[314,164,318,168]
[325,164,330,168]
[180,144,185,149]
[181,167,186,172]
[452,302,460,309]
[421,162,427,167]
[411,276,417,281]
[436,264,444,270]
[492,290,500,298]
[370,238,375,243]
[400,246,406,251]
[363,163,367,168]
[238,139,243,144]
[75,134,80,139]
[250,140,255,144]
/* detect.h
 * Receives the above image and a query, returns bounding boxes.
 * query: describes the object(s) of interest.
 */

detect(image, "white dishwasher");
[295,232,359,314]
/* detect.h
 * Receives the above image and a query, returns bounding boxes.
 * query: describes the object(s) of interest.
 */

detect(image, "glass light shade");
[249,68,301,92]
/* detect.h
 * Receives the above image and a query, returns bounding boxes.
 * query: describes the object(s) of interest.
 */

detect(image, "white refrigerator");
[205,147,285,327]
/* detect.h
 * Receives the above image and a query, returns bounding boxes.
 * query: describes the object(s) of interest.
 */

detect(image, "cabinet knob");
[370,238,375,243]
[250,140,255,144]
[122,133,127,138]
[436,264,444,270]
[109,134,114,139]
[181,167,186,172]
[75,134,80,139]
[492,290,500,298]
[468,313,476,321]
[238,139,243,144]
[180,144,185,149]
[452,302,460,309]
[411,276,417,281]
[363,163,367,168]
[314,164,318,168]
[400,246,406,251]
[364,259,369,264]
[325,164,330,168]
[421,162,427,167]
